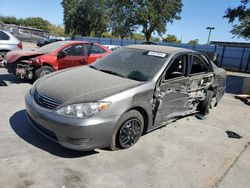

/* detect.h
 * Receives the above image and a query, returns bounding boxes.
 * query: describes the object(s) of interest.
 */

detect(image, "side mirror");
[57,51,67,59]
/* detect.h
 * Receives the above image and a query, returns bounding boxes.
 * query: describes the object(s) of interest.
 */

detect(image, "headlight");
[56,102,111,118]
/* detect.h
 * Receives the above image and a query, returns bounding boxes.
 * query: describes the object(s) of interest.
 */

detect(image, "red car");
[5,41,111,80]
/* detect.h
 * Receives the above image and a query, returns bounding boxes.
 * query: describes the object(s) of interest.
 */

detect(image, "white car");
[0,29,22,66]
[103,45,121,51]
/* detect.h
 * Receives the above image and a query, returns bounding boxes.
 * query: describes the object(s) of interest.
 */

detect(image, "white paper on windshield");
[147,51,167,58]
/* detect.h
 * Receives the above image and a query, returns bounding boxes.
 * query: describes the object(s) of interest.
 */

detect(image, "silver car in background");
[0,29,22,66]
[25,45,226,151]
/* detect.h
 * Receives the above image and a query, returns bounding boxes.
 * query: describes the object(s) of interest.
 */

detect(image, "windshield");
[34,41,70,54]
[90,48,168,81]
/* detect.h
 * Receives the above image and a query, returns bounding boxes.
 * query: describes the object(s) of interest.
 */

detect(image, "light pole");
[206,27,215,44]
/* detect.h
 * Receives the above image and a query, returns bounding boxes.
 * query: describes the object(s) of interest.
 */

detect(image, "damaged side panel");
[153,77,190,126]
[8,54,43,79]
[153,73,214,127]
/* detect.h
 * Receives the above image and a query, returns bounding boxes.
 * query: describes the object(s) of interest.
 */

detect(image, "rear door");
[57,44,87,69]
[153,53,190,126]
[187,53,214,96]
[88,44,108,64]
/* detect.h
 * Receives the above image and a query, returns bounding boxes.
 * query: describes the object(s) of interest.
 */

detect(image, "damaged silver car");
[25,45,226,151]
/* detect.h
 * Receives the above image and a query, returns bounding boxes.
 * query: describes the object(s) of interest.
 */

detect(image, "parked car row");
[36,38,63,47]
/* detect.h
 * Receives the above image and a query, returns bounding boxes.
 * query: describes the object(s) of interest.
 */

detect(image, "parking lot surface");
[0,67,250,188]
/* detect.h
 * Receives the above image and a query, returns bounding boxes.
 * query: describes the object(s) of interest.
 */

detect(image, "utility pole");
[206,27,215,44]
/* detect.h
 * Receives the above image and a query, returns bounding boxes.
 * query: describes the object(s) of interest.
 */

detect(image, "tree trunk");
[145,31,151,41]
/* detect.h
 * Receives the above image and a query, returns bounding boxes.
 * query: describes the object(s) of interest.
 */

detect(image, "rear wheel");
[198,90,213,115]
[34,66,54,80]
[110,110,144,150]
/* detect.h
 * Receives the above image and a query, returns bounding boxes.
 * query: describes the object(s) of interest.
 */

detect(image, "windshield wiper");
[99,69,126,78]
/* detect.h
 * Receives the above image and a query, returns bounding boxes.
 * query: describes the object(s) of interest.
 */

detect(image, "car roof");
[126,44,195,54]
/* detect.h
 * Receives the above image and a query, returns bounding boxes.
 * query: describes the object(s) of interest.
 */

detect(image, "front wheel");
[198,90,213,115]
[34,66,54,80]
[110,110,144,150]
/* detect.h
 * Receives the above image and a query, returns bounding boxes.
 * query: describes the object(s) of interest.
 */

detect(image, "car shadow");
[0,73,33,85]
[9,110,99,158]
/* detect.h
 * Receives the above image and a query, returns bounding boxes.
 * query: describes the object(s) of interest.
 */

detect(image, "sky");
[0,0,248,44]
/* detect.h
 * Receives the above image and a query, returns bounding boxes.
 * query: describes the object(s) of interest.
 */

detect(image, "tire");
[198,90,213,115]
[34,66,54,80]
[109,110,144,151]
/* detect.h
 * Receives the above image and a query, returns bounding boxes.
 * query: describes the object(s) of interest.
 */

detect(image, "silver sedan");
[25,45,226,151]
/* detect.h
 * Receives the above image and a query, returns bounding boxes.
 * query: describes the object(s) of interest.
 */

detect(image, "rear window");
[0,31,10,40]
[35,41,70,54]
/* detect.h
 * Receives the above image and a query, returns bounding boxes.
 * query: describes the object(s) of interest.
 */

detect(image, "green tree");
[162,34,181,43]
[62,0,109,36]
[130,33,145,40]
[224,0,250,39]
[188,39,199,45]
[0,16,24,25]
[106,0,137,39]
[48,24,66,36]
[23,17,51,31]
[135,0,183,41]
[61,0,79,34]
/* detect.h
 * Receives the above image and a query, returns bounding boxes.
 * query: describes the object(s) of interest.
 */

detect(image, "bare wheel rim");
[0,53,6,61]
[118,118,142,148]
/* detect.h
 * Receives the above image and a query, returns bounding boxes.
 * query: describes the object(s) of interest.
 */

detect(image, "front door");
[58,44,87,69]
[154,53,190,126]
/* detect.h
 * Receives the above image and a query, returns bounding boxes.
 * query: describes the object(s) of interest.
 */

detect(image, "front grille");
[34,90,61,109]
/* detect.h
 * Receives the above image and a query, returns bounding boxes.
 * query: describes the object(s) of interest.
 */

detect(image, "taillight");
[17,42,23,49]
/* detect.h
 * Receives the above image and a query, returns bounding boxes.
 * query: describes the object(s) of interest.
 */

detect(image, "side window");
[91,45,105,54]
[190,55,208,74]
[165,54,188,80]
[0,31,10,40]
[64,45,84,56]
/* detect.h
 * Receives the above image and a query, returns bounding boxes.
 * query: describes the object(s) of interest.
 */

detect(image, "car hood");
[6,50,43,63]
[36,66,142,105]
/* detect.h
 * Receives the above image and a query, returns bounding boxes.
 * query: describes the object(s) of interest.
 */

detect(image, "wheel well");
[129,106,149,134]
[42,63,54,69]
[0,50,9,52]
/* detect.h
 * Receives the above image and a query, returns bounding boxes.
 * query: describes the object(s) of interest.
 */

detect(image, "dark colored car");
[25,45,226,151]
[37,38,62,47]
[5,41,111,80]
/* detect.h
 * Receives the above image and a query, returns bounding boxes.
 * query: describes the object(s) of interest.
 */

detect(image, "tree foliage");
[23,17,51,30]
[62,0,182,40]
[135,0,183,41]
[0,16,24,25]
[188,39,199,45]
[162,34,181,43]
[106,0,138,39]
[62,0,109,36]
[224,0,250,39]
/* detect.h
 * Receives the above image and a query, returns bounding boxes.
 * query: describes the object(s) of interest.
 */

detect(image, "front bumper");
[25,91,120,151]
